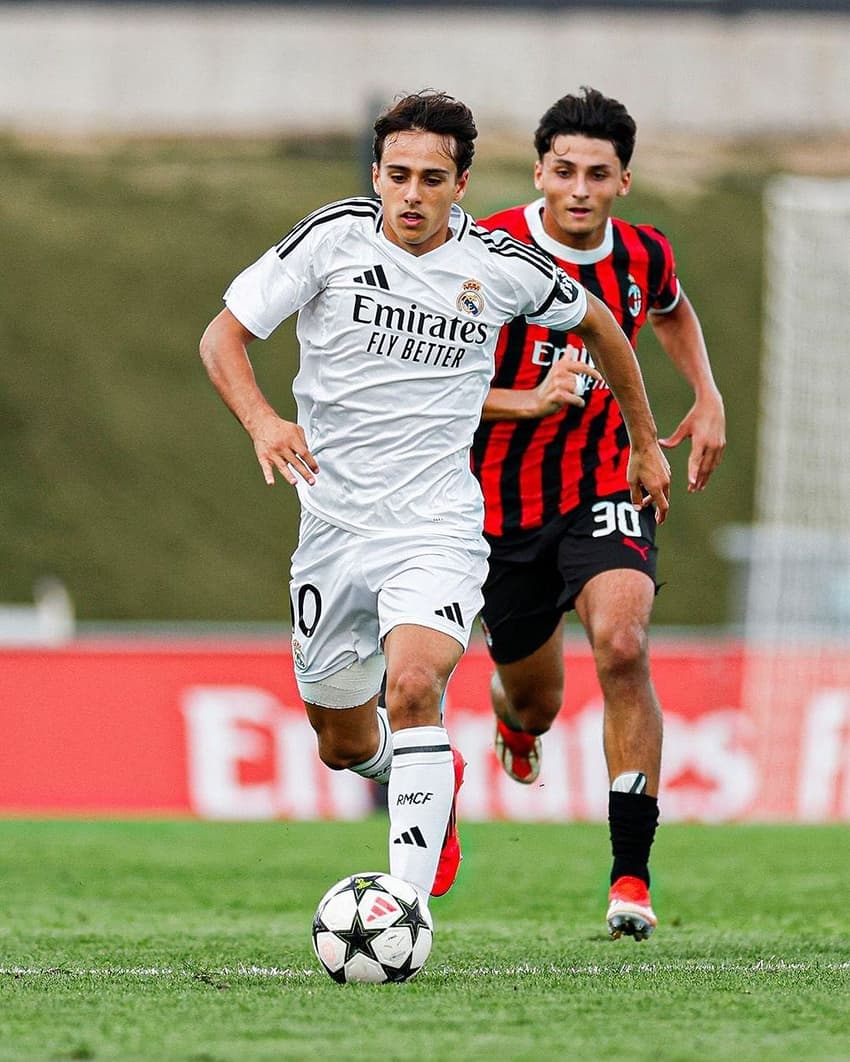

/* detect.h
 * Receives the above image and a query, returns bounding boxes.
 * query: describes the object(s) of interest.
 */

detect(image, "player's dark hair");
[373,91,478,177]
[534,86,636,168]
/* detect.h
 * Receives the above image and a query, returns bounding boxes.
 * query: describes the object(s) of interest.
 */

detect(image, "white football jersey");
[224,198,587,537]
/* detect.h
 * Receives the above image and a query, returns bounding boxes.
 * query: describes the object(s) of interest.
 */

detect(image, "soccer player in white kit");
[200,91,670,911]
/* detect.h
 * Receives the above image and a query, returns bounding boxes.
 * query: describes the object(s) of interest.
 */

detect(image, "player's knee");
[593,622,649,681]
[385,665,442,727]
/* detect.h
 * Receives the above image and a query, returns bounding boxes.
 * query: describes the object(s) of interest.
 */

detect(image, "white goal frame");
[745,176,850,643]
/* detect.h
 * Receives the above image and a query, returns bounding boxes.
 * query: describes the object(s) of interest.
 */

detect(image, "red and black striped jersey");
[471,200,680,539]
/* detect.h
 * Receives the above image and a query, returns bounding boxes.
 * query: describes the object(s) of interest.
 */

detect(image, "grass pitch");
[0,819,848,1059]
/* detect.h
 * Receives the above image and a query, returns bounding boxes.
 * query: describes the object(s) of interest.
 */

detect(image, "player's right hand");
[251,414,319,487]
[533,358,603,417]
[627,443,671,525]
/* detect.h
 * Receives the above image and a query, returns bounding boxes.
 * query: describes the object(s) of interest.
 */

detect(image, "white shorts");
[289,511,489,685]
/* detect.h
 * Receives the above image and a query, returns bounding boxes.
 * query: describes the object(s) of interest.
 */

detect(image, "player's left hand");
[659,392,726,492]
[532,358,603,417]
[628,443,671,525]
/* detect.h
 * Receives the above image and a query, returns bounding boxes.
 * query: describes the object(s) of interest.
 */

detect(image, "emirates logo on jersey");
[627,276,642,318]
[456,279,484,317]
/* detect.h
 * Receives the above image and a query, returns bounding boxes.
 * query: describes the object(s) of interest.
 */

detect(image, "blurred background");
[1,0,848,823]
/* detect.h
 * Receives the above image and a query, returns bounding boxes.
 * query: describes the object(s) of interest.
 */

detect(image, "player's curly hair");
[373,90,478,177]
[535,87,636,168]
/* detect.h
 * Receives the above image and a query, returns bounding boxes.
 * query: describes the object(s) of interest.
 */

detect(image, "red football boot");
[431,748,465,897]
[607,876,657,940]
[494,718,541,784]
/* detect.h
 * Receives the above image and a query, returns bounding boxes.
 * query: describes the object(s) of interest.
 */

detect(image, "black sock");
[609,791,659,886]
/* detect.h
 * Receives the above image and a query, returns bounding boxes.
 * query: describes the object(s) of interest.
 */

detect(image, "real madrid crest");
[457,279,484,317]
[291,637,307,672]
[627,275,642,318]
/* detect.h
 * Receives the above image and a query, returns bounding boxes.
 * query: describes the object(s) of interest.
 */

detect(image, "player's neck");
[541,208,610,252]
[381,224,454,257]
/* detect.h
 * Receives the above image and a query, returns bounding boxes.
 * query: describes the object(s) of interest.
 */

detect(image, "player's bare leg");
[575,568,661,939]
[305,696,382,770]
[383,624,461,729]
[575,569,661,791]
[490,628,563,783]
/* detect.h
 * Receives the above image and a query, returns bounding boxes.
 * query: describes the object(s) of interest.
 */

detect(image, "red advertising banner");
[0,637,848,821]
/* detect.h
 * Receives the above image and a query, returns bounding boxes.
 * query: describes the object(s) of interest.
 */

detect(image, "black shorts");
[480,490,659,665]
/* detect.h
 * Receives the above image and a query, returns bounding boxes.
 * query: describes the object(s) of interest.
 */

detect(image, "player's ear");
[371,162,381,196]
[533,160,544,191]
[454,169,470,201]
[618,168,632,197]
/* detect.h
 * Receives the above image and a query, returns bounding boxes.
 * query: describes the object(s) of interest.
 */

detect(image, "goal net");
[743,176,850,819]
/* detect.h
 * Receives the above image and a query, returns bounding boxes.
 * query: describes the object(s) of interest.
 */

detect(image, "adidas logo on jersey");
[393,826,427,848]
[353,264,390,290]
[434,602,464,626]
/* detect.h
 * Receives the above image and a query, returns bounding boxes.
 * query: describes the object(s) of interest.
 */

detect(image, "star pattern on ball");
[392,894,430,944]
[334,908,387,964]
[337,874,383,901]
[384,952,419,983]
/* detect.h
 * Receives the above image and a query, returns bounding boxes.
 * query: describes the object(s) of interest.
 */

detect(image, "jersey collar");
[448,202,473,241]
[523,198,613,264]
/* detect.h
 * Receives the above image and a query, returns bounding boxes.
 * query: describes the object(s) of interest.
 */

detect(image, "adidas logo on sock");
[353,264,390,290]
[434,602,464,626]
[393,826,427,848]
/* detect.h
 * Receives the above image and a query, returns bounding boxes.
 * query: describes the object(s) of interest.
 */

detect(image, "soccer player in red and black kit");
[472,88,726,939]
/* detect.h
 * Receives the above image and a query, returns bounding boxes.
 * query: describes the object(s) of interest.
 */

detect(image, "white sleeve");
[223,226,327,340]
[525,266,587,332]
[480,226,587,333]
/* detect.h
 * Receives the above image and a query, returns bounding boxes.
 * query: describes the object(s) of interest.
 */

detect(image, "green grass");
[0,135,769,626]
[1,819,848,1059]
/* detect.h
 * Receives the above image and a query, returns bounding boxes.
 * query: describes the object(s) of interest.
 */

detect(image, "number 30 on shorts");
[591,500,643,538]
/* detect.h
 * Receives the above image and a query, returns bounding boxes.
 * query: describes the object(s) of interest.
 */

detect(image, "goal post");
[746,176,850,641]
[743,176,850,818]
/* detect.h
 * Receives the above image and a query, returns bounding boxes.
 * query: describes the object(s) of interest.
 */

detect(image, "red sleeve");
[646,226,680,312]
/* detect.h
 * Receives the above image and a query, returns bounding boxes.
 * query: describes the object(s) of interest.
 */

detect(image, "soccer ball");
[311,872,433,984]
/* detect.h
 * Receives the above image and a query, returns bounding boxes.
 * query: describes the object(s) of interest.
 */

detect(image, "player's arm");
[481,357,603,420]
[199,308,318,487]
[649,293,726,492]
[574,292,671,524]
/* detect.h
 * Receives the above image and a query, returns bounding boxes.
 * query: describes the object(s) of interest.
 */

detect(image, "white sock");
[387,725,453,896]
[349,705,392,785]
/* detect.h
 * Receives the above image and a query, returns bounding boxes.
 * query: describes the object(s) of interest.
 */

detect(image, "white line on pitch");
[1,960,849,978]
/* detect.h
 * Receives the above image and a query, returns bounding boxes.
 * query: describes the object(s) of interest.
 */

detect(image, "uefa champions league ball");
[311,872,433,984]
